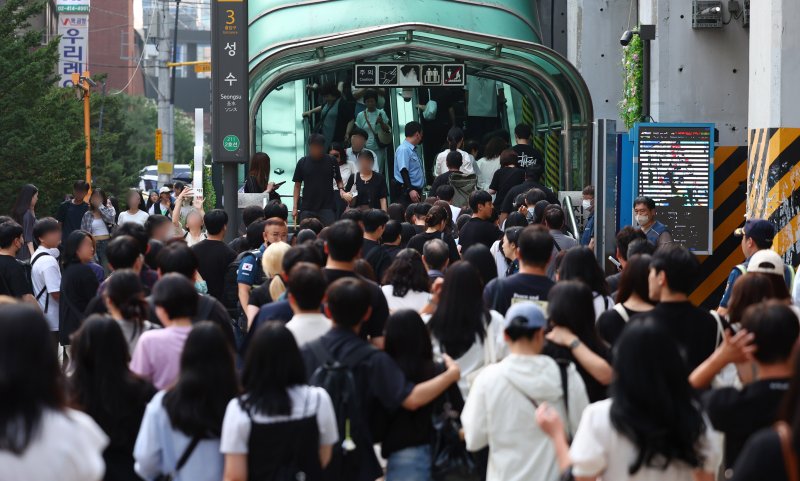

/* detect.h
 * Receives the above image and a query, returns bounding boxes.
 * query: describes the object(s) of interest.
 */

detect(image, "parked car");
[138,164,192,192]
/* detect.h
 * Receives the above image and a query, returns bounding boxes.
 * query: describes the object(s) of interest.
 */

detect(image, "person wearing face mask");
[579,185,594,246]
[633,196,673,247]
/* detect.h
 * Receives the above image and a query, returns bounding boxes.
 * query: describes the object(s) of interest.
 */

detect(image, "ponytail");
[269,275,287,301]
[446,127,464,151]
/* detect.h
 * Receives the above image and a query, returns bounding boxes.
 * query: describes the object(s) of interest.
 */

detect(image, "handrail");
[563,195,580,240]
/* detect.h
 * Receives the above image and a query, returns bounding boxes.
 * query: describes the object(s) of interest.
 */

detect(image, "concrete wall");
[644,0,749,145]
[537,0,568,57]
[567,0,630,123]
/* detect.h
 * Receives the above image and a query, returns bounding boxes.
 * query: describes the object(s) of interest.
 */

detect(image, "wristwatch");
[568,338,581,350]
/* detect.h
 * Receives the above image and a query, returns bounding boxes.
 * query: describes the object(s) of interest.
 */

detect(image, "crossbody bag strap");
[175,436,202,473]
[777,421,800,481]
[612,303,630,322]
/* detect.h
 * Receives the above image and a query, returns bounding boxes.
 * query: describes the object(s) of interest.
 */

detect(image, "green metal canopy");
[247,0,594,189]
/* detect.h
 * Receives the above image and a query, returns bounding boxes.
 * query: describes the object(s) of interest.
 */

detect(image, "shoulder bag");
[154,436,201,481]
[363,112,392,148]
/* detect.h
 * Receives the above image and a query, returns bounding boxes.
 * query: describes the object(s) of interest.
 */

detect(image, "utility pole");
[156,0,174,188]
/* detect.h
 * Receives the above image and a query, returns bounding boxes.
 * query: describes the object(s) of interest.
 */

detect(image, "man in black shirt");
[0,220,33,300]
[192,209,236,302]
[292,133,344,226]
[488,149,524,210]
[458,190,502,252]
[55,180,90,238]
[302,277,460,481]
[695,302,798,474]
[500,165,558,224]
[484,225,555,314]
[362,210,392,282]
[632,244,717,371]
[512,123,546,170]
[380,220,403,262]
[322,219,390,347]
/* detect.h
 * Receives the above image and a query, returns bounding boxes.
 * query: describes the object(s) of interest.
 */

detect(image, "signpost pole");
[212,0,249,241]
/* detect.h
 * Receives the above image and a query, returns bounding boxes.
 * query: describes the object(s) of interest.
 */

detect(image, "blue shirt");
[719,255,794,308]
[581,214,594,246]
[235,244,266,286]
[393,140,425,188]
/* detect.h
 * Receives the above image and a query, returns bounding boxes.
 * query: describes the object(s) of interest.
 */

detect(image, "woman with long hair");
[433,126,476,176]
[406,205,460,264]
[382,310,462,481]
[428,261,504,397]
[727,272,778,327]
[68,315,156,481]
[10,183,38,260]
[146,190,160,213]
[543,281,613,402]
[596,254,655,346]
[381,249,430,312]
[538,320,722,480]
[118,189,149,226]
[103,269,157,353]
[0,304,108,480]
[330,141,356,216]
[475,136,508,191]
[558,246,614,319]
[80,188,116,269]
[59,230,99,347]
[244,152,280,201]
[462,243,499,286]
[134,322,239,481]
[221,322,337,481]
[245,241,291,327]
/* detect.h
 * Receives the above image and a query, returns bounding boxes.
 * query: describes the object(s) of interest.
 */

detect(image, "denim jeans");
[385,444,431,481]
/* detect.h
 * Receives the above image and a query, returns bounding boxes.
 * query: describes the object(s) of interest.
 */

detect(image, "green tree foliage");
[0,0,201,216]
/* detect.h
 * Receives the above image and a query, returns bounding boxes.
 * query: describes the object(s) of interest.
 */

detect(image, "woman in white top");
[80,188,116,270]
[537,320,723,481]
[354,90,391,172]
[0,304,108,481]
[381,248,431,313]
[172,188,206,246]
[134,322,240,481]
[221,322,337,481]
[329,142,356,217]
[118,189,149,226]
[475,136,508,191]
[557,246,615,320]
[427,261,505,397]
[434,126,476,176]
[104,269,158,354]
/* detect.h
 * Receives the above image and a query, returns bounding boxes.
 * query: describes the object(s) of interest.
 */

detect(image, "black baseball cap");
[734,219,775,244]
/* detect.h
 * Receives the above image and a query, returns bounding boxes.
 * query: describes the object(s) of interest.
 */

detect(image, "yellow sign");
[154,128,163,161]
[157,161,173,175]
[194,62,211,73]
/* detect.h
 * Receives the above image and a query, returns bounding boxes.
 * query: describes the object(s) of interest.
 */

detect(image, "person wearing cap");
[461,302,589,481]
[291,133,345,227]
[718,219,794,316]
[148,187,174,217]
[633,196,673,247]
[498,160,557,225]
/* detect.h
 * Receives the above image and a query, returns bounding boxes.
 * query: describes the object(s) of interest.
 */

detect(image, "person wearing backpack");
[0,219,34,301]
[30,218,63,340]
[461,302,589,481]
[596,254,654,346]
[302,278,461,481]
[429,150,466,199]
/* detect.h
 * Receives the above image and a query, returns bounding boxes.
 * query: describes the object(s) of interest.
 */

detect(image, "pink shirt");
[130,325,192,390]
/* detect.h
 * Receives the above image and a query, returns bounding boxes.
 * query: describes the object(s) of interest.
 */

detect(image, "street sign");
[194,62,211,73]
[355,63,466,87]
[57,1,89,88]
[633,123,714,254]
[211,0,249,163]
[154,128,163,160]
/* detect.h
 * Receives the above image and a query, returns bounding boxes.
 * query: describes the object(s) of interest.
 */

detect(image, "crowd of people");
[1,119,800,481]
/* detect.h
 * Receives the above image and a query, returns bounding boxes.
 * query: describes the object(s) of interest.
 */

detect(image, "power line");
[110,8,156,95]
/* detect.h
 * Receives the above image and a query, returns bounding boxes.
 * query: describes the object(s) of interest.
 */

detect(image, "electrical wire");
[110,7,156,95]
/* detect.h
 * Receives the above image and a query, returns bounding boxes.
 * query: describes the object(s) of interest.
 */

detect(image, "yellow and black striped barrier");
[544,132,560,192]
[689,146,748,308]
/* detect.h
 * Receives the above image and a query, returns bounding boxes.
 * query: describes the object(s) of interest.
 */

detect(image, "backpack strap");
[308,339,335,367]
[612,303,630,322]
[776,421,800,481]
[30,251,52,267]
[709,310,726,348]
[175,436,202,474]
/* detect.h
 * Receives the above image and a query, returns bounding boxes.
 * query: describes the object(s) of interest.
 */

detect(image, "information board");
[634,123,714,254]
[57,0,90,87]
[354,63,465,88]
[211,0,249,163]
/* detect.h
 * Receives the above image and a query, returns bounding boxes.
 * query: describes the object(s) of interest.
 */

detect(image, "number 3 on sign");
[226,9,234,25]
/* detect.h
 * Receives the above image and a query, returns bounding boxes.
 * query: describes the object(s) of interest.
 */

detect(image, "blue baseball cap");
[734,219,775,245]
[503,303,548,331]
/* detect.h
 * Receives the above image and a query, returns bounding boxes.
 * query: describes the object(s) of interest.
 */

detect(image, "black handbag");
[430,382,480,481]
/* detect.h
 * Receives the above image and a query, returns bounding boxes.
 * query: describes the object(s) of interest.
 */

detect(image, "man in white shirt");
[30,218,63,334]
[346,128,377,172]
[285,263,331,346]
[461,303,589,481]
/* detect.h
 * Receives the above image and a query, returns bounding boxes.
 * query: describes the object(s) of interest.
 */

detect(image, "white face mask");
[636,214,650,226]
[582,199,592,211]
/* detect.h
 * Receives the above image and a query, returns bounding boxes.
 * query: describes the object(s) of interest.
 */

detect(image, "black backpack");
[222,249,262,313]
[30,252,52,311]
[308,339,376,480]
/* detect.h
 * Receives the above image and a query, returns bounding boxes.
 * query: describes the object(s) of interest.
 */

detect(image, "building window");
[196,44,210,79]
